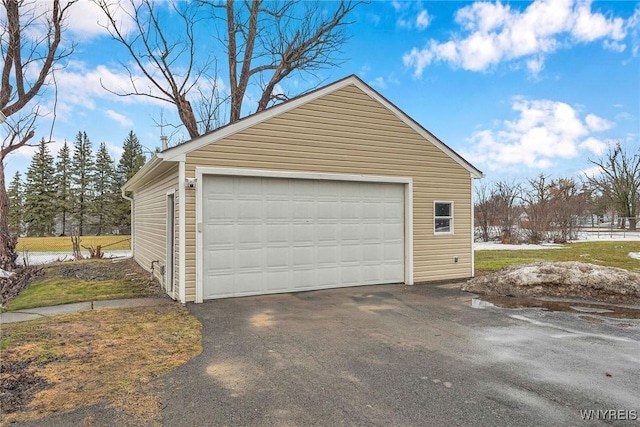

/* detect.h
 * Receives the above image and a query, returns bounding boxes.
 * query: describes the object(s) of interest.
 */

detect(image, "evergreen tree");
[71,131,94,235]
[54,141,72,236]
[118,131,146,182]
[7,172,24,236]
[24,139,56,236]
[92,142,117,235]
[114,131,146,233]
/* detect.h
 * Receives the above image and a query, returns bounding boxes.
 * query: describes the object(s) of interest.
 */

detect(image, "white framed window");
[434,201,454,235]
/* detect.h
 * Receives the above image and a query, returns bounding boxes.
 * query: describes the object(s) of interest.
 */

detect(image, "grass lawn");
[475,241,640,274]
[2,258,160,312]
[16,235,131,252]
[0,305,202,425]
[0,258,202,424]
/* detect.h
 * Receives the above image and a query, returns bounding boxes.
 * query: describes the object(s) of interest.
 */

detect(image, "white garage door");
[201,175,405,300]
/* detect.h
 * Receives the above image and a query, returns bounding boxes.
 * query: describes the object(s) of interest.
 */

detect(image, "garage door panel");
[362,244,382,262]
[292,224,314,244]
[317,266,339,286]
[293,246,314,267]
[293,269,315,288]
[341,223,361,241]
[384,264,404,281]
[317,224,338,242]
[266,200,290,220]
[317,246,338,265]
[363,265,383,282]
[267,247,289,268]
[238,225,262,244]
[207,249,233,271]
[341,265,362,285]
[265,224,289,244]
[202,175,405,299]
[236,272,263,293]
[237,248,262,269]
[266,271,291,291]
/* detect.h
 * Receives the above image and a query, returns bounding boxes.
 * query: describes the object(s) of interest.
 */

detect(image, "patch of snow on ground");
[464,261,640,303]
[629,252,640,260]
[475,241,564,251]
[476,232,640,251]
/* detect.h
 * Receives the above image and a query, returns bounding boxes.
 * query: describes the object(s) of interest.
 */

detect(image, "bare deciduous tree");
[0,0,75,270]
[96,0,361,141]
[95,0,221,139]
[586,143,640,230]
[548,178,588,243]
[520,174,552,244]
[206,0,361,122]
[474,182,498,242]
[494,181,522,244]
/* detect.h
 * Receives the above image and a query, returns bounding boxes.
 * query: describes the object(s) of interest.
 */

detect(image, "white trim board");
[194,167,414,303]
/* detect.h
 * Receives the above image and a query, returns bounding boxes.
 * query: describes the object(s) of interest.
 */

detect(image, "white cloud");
[53,61,168,117]
[370,77,387,89]
[404,0,632,77]
[105,109,134,127]
[369,73,400,90]
[66,0,137,41]
[106,141,125,162]
[585,113,613,131]
[416,10,431,30]
[571,1,625,42]
[461,98,615,171]
[579,137,608,155]
[526,56,545,76]
[397,17,412,29]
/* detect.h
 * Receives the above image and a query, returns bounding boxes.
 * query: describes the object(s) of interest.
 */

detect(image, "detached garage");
[123,75,483,303]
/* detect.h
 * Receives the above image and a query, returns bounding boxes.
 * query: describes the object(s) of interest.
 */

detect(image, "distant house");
[122,75,483,303]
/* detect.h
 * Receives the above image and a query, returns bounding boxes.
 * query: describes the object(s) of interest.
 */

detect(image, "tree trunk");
[0,161,17,271]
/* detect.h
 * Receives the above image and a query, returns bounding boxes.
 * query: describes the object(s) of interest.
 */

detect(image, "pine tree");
[118,131,146,182]
[54,141,72,236]
[71,131,94,235]
[114,131,146,233]
[92,142,117,235]
[7,172,24,236]
[24,139,56,236]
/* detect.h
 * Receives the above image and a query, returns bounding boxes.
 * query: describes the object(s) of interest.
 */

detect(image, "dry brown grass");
[0,304,201,425]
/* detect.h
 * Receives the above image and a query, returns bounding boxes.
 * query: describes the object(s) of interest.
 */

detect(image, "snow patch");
[463,262,640,304]
[629,252,640,260]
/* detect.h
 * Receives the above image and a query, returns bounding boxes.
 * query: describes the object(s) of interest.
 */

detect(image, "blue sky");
[3,0,639,185]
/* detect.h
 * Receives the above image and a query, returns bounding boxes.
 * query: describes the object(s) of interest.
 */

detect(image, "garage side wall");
[131,164,179,295]
[183,84,473,302]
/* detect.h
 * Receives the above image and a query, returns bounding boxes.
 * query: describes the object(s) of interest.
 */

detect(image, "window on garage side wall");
[434,201,454,235]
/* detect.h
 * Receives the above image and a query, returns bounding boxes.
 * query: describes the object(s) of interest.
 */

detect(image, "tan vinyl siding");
[180,84,474,301]
[132,164,179,292]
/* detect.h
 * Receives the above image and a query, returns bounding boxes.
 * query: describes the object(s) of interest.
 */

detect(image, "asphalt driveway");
[159,284,640,426]
[18,283,640,426]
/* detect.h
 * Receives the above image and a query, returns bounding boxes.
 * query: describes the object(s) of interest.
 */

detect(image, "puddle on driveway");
[471,296,640,320]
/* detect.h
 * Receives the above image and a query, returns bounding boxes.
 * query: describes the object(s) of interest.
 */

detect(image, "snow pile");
[463,262,640,304]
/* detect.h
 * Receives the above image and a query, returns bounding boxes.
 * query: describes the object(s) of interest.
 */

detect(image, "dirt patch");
[0,304,201,425]
[464,261,640,305]
[0,358,49,414]
[53,258,160,292]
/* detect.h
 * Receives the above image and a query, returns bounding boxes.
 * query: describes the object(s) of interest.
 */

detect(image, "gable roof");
[124,75,482,191]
